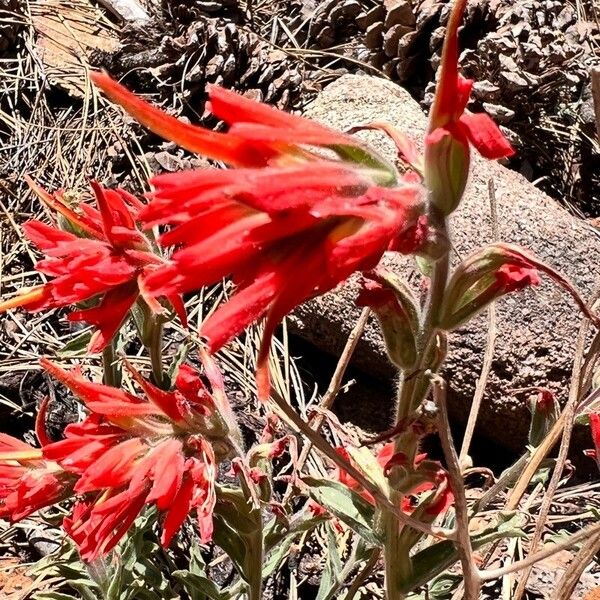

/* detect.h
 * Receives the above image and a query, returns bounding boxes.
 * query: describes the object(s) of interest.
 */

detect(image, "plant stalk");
[148,320,165,388]
[384,213,450,599]
[102,339,120,387]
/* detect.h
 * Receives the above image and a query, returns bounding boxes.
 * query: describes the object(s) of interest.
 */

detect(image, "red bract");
[495,263,541,293]
[0,179,186,353]
[91,73,426,399]
[0,354,236,561]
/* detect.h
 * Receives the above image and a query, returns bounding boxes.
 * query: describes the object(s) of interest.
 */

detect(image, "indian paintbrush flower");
[0,353,238,562]
[0,180,186,353]
[91,72,428,399]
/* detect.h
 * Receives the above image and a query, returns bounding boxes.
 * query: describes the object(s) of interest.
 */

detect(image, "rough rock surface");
[290,74,600,454]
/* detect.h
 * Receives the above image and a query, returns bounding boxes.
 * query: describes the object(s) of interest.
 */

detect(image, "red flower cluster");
[0,354,235,561]
[0,180,185,353]
[91,73,427,398]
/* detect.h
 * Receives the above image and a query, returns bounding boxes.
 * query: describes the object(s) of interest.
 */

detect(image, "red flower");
[0,179,186,353]
[91,73,426,399]
[27,354,236,561]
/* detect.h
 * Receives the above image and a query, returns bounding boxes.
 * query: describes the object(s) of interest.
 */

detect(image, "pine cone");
[92,14,307,119]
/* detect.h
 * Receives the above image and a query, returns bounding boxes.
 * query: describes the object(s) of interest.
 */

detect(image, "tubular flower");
[0,354,237,562]
[0,180,186,353]
[91,73,427,399]
[425,0,514,214]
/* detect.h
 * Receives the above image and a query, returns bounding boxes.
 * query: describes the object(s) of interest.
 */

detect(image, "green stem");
[102,339,120,387]
[383,497,411,600]
[247,527,263,600]
[148,320,165,388]
[384,212,450,599]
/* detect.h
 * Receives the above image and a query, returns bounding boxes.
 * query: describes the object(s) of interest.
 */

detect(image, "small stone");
[384,0,416,28]
[383,24,412,57]
[365,21,384,49]
[356,5,385,30]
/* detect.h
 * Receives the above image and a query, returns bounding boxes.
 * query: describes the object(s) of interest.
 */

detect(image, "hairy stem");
[433,376,481,600]
[384,212,450,599]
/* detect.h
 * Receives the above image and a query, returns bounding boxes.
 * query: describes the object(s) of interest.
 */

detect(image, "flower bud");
[357,270,420,370]
[527,389,559,447]
[439,243,541,330]
[424,128,470,216]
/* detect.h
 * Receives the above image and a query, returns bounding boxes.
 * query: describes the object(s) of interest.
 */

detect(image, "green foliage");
[302,477,381,546]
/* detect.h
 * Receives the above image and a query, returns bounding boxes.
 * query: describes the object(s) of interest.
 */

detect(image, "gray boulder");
[289,74,600,454]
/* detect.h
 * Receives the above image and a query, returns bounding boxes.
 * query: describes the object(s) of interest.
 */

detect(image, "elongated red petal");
[428,0,468,129]
[41,358,147,415]
[25,176,104,239]
[207,85,355,147]
[146,439,185,510]
[90,181,137,244]
[68,282,139,353]
[90,72,272,167]
[160,471,195,547]
[22,221,78,252]
[200,272,278,352]
[256,247,325,401]
[459,112,515,159]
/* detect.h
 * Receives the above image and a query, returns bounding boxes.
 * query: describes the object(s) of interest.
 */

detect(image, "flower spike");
[425,0,514,214]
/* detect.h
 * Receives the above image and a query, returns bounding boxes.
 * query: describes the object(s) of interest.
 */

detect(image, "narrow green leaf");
[316,524,344,600]
[405,512,526,593]
[33,593,79,600]
[172,571,224,600]
[302,477,381,546]
[57,330,92,357]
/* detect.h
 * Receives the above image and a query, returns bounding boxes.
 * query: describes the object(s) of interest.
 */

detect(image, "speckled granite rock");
[289,74,600,453]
